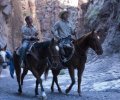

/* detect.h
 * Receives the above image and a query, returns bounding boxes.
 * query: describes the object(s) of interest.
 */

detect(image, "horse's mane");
[34,41,51,49]
[28,41,51,60]
[74,31,92,45]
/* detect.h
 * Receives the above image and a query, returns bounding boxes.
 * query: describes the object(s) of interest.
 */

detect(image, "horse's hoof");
[51,88,54,93]
[18,89,22,94]
[35,94,39,97]
[41,92,47,100]
[65,88,70,94]
[35,93,39,96]
[35,90,39,96]
[58,89,63,94]
[42,96,47,100]
[78,90,82,96]
[79,93,82,96]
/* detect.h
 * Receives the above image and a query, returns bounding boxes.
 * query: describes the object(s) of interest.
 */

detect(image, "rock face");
[84,0,120,55]
[0,0,12,48]
[0,0,120,54]
[35,0,85,40]
[10,0,41,50]
[0,0,42,50]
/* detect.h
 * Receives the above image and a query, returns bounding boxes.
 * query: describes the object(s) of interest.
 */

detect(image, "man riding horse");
[51,9,76,62]
[19,16,39,67]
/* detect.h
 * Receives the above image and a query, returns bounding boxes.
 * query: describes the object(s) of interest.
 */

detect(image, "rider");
[51,9,76,62]
[20,16,39,67]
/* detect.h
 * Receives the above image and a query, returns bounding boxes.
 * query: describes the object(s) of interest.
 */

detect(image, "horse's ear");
[91,29,95,34]
[51,38,54,44]
[91,29,95,36]
[3,44,7,50]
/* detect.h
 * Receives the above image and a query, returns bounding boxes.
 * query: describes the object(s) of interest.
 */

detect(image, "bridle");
[48,43,60,65]
[89,37,102,54]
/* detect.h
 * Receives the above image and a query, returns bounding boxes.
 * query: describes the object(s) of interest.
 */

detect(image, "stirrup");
[63,58,67,62]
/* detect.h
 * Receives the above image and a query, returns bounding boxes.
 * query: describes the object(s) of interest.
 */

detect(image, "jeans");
[59,37,73,57]
[59,36,72,47]
[19,40,30,62]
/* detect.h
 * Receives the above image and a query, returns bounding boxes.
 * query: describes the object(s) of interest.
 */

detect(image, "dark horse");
[45,30,103,95]
[13,39,61,99]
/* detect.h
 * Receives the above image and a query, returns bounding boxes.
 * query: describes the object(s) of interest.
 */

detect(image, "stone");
[2,4,12,16]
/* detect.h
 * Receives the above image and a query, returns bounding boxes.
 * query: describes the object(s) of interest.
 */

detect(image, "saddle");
[16,38,39,56]
[59,36,75,63]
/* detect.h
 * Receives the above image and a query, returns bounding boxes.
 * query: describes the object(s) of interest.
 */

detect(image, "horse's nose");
[2,62,7,69]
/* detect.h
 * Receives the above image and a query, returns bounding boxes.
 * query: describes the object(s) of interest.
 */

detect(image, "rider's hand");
[72,32,76,35]
[30,36,35,40]
[30,36,39,41]
[35,32,38,36]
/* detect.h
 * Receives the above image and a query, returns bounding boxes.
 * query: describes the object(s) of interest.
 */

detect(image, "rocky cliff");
[0,0,12,49]
[35,0,86,40]
[84,0,120,55]
[0,0,120,54]
[0,0,41,50]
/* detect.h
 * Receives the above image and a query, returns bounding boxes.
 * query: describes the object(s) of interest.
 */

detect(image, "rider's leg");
[20,41,29,67]
[6,50,12,60]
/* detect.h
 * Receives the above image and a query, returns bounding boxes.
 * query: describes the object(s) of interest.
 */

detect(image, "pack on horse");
[0,44,14,78]
[44,30,103,95]
[13,39,61,99]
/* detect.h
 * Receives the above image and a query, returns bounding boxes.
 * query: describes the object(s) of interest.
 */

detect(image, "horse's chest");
[68,54,86,66]
[39,58,47,65]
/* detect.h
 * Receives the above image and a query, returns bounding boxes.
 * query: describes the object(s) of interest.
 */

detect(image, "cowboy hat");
[59,9,70,18]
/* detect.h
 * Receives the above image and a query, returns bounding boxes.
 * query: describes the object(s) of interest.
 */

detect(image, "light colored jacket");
[51,20,75,40]
[21,25,38,40]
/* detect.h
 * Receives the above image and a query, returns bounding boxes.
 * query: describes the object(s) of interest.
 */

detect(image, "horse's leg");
[77,65,84,96]
[13,54,22,94]
[21,68,28,86]
[54,76,62,93]
[51,69,57,92]
[51,75,55,92]
[65,66,75,94]
[39,77,47,99]
[52,69,62,93]
[31,68,47,99]
[35,79,39,96]
[15,65,22,94]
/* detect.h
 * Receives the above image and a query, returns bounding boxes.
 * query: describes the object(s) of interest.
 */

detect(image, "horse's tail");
[44,66,50,80]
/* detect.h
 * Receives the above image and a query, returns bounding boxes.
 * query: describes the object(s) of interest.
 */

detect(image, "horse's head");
[87,30,103,55]
[48,38,61,67]
[0,44,7,67]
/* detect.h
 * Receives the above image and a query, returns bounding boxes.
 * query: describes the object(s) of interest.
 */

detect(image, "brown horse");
[13,39,61,99]
[45,30,103,95]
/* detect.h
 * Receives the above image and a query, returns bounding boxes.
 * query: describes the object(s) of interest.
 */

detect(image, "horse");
[0,45,14,78]
[13,39,61,99]
[0,45,7,76]
[44,30,103,95]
